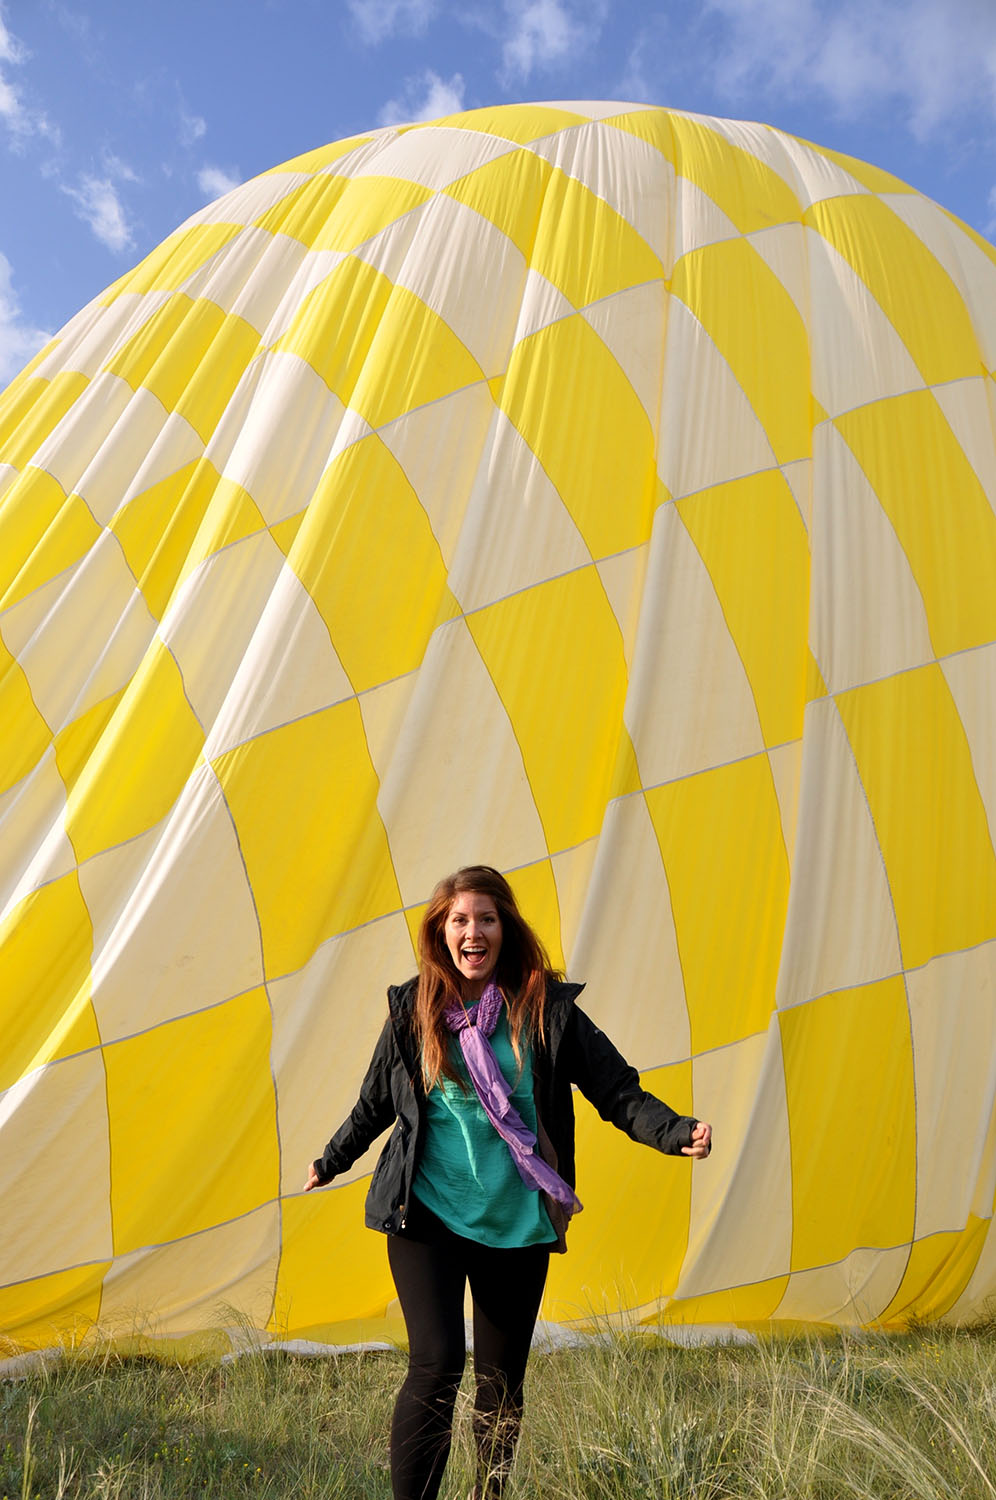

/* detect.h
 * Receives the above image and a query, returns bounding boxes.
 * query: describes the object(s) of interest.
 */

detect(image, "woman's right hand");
[303,1163,321,1192]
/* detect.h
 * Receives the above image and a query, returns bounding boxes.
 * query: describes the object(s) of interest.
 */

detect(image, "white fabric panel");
[160,531,288,730]
[550,836,600,968]
[767,741,803,869]
[447,408,590,613]
[0,750,76,919]
[2,534,157,732]
[530,121,674,269]
[33,292,173,381]
[810,424,935,695]
[941,643,996,844]
[932,378,996,514]
[775,699,902,1009]
[203,564,353,758]
[672,177,740,258]
[359,194,524,376]
[81,400,202,527]
[657,299,776,499]
[0,1054,112,1285]
[763,132,871,210]
[583,281,667,426]
[176,171,312,231]
[679,1029,792,1296]
[625,503,764,786]
[774,1245,910,1325]
[909,946,996,1240]
[509,268,575,340]
[350,125,518,189]
[372,619,549,907]
[884,194,996,371]
[746,223,810,324]
[30,373,134,495]
[100,1205,280,1337]
[596,543,649,669]
[380,382,496,568]
[270,913,416,1194]
[779,458,811,531]
[258,250,347,345]
[806,229,925,419]
[181,227,311,334]
[204,350,348,525]
[83,764,265,1043]
[565,791,689,1069]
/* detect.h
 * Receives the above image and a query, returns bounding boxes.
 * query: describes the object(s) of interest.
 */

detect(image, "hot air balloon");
[1,101,995,1359]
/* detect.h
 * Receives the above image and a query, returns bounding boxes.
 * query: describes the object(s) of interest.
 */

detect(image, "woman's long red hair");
[415,865,561,1090]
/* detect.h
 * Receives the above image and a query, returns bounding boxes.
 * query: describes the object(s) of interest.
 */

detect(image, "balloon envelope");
[2,101,996,1354]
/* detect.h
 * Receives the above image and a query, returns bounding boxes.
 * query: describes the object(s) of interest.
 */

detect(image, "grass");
[2,1324,995,1498]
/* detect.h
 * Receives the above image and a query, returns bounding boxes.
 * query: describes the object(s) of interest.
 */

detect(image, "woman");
[305,865,712,1500]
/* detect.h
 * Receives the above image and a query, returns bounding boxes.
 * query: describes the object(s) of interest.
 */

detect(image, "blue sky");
[1,0,995,384]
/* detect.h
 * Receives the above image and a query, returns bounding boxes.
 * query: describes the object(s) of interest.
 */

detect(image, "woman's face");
[443,891,503,996]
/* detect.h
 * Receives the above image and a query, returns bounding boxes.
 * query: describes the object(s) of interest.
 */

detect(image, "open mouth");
[461,946,488,966]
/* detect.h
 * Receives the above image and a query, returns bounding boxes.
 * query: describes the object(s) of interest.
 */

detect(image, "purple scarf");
[443,981,582,1216]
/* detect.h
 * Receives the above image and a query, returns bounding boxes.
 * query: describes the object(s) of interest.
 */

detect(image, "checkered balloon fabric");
[2,102,995,1352]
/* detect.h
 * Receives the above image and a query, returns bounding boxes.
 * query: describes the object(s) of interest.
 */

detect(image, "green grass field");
[2,1324,995,1498]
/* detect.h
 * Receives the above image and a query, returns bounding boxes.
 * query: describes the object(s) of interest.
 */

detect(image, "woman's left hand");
[683,1121,712,1158]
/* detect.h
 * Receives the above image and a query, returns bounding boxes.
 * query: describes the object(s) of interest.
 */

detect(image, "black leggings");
[386,1216,551,1500]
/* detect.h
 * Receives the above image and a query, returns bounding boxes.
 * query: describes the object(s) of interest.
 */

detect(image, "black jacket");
[313,976,699,1251]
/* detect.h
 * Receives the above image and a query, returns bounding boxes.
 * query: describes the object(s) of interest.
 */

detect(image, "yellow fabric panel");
[645,756,789,1054]
[105,295,260,442]
[780,977,916,1270]
[467,568,639,853]
[500,317,657,558]
[268,505,307,558]
[668,114,803,233]
[53,688,127,793]
[262,136,373,175]
[807,196,982,386]
[0,872,100,1091]
[662,1276,790,1326]
[0,638,52,795]
[171,472,267,595]
[505,857,566,973]
[253,173,349,245]
[604,109,677,163]
[104,988,278,1256]
[836,665,996,970]
[806,649,828,702]
[274,1182,394,1336]
[307,175,434,253]
[835,392,996,659]
[273,255,391,399]
[0,469,70,609]
[433,103,588,143]
[672,239,811,465]
[803,140,918,196]
[64,642,205,863]
[677,470,810,747]
[211,698,401,978]
[527,167,665,309]
[102,224,243,301]
[445,147,552,258]
[545,1063,693,1322]
[0,372,89,470]
[290,435,459,693]
[0,489,101,616]
[877,1219,990,1327]
[110,458,223,619]
[347,286,486,430]
[0,1263,108,1353]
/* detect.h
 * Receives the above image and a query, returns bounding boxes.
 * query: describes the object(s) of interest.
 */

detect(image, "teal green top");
[412,1009,557,1248]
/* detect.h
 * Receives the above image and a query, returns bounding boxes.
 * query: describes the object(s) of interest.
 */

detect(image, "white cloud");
[61,175,134,253]
[0,9,58,145]
[499,0,607,84]
[197,164,242,200]
[0,251,50,387]
[348,0,438,45]
[378,68,465,125]
[179,106,207,147]
[704,0,996,140]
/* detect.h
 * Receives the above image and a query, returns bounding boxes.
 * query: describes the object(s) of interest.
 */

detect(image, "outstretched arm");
[303,1015,398,1189]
